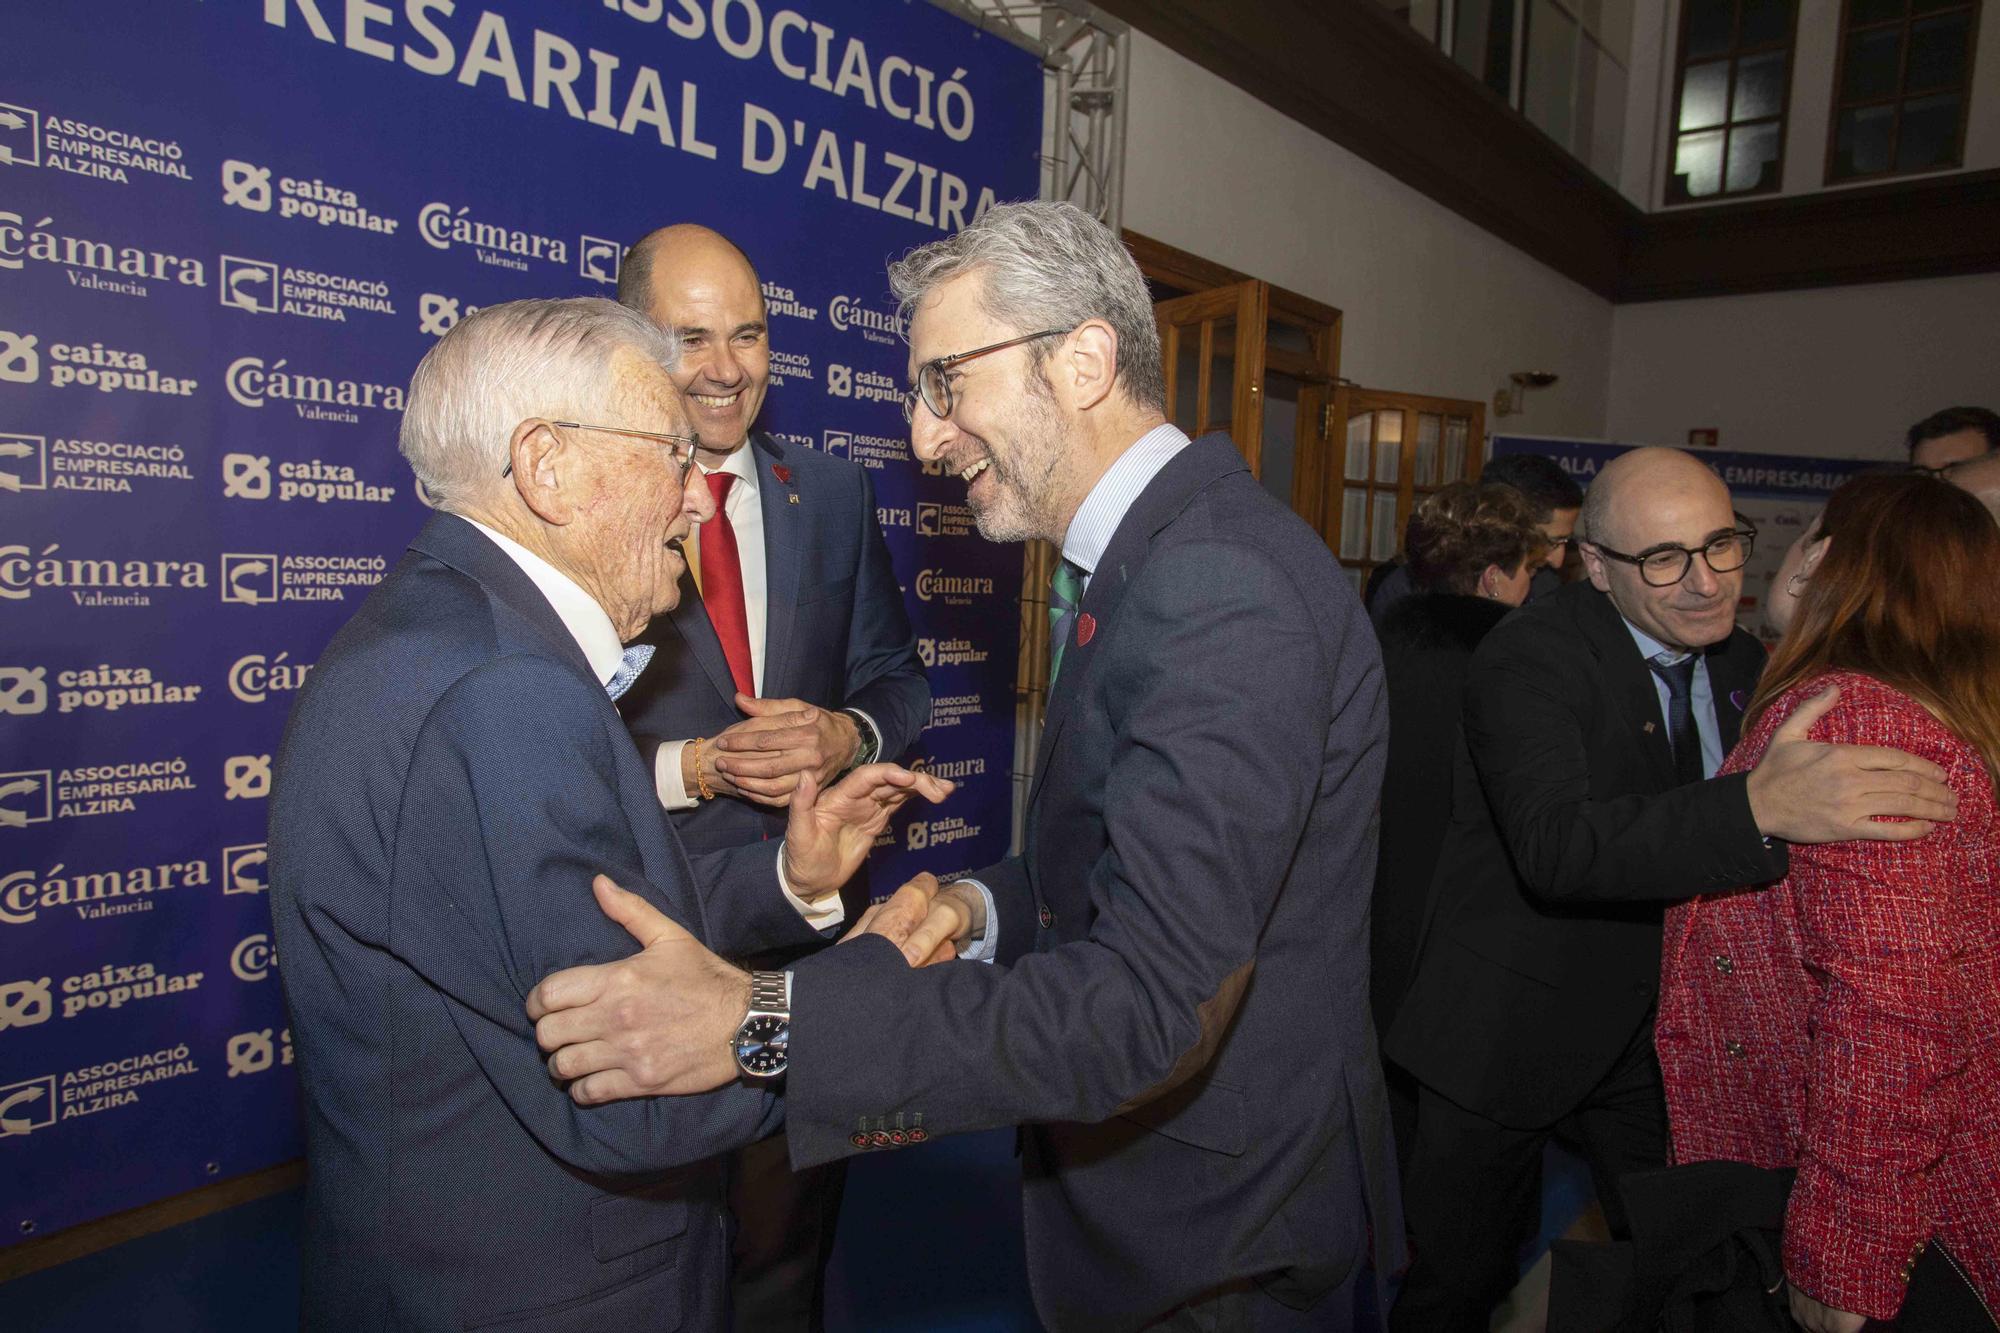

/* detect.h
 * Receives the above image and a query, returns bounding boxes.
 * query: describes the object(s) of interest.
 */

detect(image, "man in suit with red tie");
[613,225,929,1333]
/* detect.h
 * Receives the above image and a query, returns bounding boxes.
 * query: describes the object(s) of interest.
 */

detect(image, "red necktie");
[700,471,756,699]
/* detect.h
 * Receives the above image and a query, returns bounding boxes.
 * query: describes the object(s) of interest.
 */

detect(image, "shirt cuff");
[952,878,999,963]
[775,839,846,932]
[653,739,698,812]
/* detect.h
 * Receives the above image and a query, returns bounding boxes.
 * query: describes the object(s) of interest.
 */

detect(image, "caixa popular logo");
[227,651,311,703]
[0,663,202,716]
[222,843,268,896]
[225,355,405,423]
[225,1027,293,1078]
[0,328,198,397]
[419,292,482,338]
[418,202,568,272]
[222,453,396,505]
[220,158,399,234]
[222,754,272,801]
[0,543,208,608]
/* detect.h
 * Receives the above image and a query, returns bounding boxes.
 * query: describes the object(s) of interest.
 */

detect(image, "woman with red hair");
[1656,472,2000,1331]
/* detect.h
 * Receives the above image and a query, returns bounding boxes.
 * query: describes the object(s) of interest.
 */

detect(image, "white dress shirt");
[463,517,837,929]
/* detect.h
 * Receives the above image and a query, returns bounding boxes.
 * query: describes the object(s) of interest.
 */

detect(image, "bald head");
[1579,447,1744,652]
[617,224,770,456]
[1951,450,2000,525]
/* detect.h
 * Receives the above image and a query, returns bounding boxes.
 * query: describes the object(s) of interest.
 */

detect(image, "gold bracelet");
[696,732,720,792]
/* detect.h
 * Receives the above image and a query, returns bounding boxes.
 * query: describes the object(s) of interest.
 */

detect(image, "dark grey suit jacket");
[780,435,1402,1331]
[269,513,825,1330]
[618,433,928,925]
[1385,580,1784,1129]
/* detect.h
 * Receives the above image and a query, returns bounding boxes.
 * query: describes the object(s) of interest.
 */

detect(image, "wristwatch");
[839,708,879,769]
[732,971,791,1080]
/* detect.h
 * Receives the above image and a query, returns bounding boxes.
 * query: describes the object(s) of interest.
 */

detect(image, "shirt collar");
[1060,422,1191,576]
[462,517,627,687]
[698,442,758,489]
[1621,615,1696,668]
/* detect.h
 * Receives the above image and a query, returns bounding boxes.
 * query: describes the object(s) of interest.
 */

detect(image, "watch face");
[735,1014,789,1076]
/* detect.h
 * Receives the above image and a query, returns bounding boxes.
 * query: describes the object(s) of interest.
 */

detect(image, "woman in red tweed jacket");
[1656,472,2000,1332]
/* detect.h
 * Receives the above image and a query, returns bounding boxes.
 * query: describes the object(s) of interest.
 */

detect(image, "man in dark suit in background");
[1384,446,1962,1331]
[614,225,929,1333]
[1367,451,1581,624]
[531,201,1402,1332]
[1906,404,1999,474]
[267,298,949,1330]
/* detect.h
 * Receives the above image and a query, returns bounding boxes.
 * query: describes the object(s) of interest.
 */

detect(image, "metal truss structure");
[925,1,1132,850]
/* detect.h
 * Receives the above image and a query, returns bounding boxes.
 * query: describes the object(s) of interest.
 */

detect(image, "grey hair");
[886,200,1164,412]
[398,297,680,510]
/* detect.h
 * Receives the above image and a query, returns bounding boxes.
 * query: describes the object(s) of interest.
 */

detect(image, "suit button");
[850,1132,871,1150]
[888,1129,908,1146]
[1725,1040,1747,1059]
[870,1130,891,1148]
[1039,905,1054,929]
[1713,954,1735,975]
[908,1127,928,1143]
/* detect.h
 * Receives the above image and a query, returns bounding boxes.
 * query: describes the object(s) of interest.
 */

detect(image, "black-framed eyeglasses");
[900,328,1073,424]
[1587,525,1758,587]
[502,420,702,480]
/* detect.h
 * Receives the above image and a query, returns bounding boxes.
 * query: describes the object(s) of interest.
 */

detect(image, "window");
[1828,0,1981,181]
[1665,0,1798,204]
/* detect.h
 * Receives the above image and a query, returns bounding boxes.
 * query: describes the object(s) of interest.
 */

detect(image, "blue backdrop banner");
[1,0,1037,1244]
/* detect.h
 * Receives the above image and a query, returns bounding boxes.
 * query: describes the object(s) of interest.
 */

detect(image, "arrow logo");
[0,111,25,130]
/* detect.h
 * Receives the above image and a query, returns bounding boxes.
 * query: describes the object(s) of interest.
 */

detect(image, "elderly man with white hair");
[267,297,951,1332]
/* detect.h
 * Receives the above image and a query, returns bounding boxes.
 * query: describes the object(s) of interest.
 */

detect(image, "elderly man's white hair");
[398,297,680,511]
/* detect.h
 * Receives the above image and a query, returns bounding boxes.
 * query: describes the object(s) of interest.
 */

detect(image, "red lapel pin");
[772,464,793,485]
[1076,613,1096,647]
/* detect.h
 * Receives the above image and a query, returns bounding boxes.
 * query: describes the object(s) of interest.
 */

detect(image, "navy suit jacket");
[617,432,928,921]
[268,513,827,1331]
[780,436,1403,1331]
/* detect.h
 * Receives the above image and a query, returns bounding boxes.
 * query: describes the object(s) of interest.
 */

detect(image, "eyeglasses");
[900,328,1073,424]
[1586,526,1758,587]
[502,420,702,480]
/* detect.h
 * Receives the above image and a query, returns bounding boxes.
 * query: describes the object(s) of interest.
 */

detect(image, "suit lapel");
[752,434,800,701]
[1574,586,1680,791]
[1708,636,1762,752]
[661,566,741,707]
[1026,435,1248,810]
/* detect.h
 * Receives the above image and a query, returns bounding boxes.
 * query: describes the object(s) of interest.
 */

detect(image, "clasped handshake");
[525,707,983,1103]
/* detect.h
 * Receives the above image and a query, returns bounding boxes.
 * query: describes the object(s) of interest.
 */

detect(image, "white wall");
[1622,0,2000,210]
[1120,31,1616,441]
[1606,271,2000,457]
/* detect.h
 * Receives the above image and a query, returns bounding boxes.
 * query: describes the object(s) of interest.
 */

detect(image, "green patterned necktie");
[1048,557,1086,688]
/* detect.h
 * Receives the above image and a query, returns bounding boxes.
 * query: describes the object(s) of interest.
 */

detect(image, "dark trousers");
[1146,1264,1371,1333]
[1390,1020,1668,1333]
[728,1133,848,1333]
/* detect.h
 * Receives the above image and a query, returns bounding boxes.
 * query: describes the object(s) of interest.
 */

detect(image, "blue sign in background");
[1,0,1037,1244]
